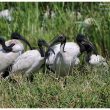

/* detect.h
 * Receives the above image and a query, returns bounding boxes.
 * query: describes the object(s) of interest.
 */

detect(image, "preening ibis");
[0,32,32,78]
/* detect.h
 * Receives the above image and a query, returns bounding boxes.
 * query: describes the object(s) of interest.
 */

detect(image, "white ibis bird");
[88,54,108,66]
[83,39,108,67]
[0,32,33,78]
[46,34,93,87]
[46,43,81,73]
[4,39,54,82]
[45,43,60,72]
[46,34,92,73]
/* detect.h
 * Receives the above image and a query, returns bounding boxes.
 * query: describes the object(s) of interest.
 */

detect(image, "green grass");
[0,2,110,108]
[0,66,110,108]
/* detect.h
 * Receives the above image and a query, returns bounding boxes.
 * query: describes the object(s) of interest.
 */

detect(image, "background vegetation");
[0,2,110,108]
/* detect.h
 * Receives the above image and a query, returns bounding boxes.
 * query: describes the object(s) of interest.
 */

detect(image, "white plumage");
[0,32,32,78]
[11,50,44,74]
[74,57,80,65]
[46,42,80,73]
[0,40,24,73]
[46,44,60,71]
[54,43,80,77]
[89,54,108,66]
[5,39,49,81]
[2,39,24,53]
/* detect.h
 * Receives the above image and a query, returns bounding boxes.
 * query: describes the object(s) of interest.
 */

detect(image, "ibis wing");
[12,50,40,73]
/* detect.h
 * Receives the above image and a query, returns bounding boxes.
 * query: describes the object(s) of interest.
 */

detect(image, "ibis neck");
[60,44,65,53]
[60,43,65,53]
[78,43,85,53]
[39,46,45,57]
[19,38,33,50]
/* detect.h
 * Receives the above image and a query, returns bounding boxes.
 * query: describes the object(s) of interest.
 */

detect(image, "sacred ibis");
[0,32,33,78]
[46,34,92,73]
[46,34,93,88]
[5,39,54,82]
[87,54,108,66]
[83,39,108,67]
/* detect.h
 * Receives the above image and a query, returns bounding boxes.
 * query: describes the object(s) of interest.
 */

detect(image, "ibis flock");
[0,32,108,88]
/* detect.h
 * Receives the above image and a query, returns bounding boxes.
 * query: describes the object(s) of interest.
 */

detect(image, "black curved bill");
[0,38,15,52]
[48,48,55,55]
[63,42,66,52]
[81,38,96,53]
[19,37,33,50]
[42,41,49,47]
[45,47,55,58]
[49,35,66,52]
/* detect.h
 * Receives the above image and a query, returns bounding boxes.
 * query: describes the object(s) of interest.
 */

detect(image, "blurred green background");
[0,2,110,57]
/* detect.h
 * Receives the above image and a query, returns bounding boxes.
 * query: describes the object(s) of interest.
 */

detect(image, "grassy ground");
[0,2,110,108]
[0,65,110,108]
